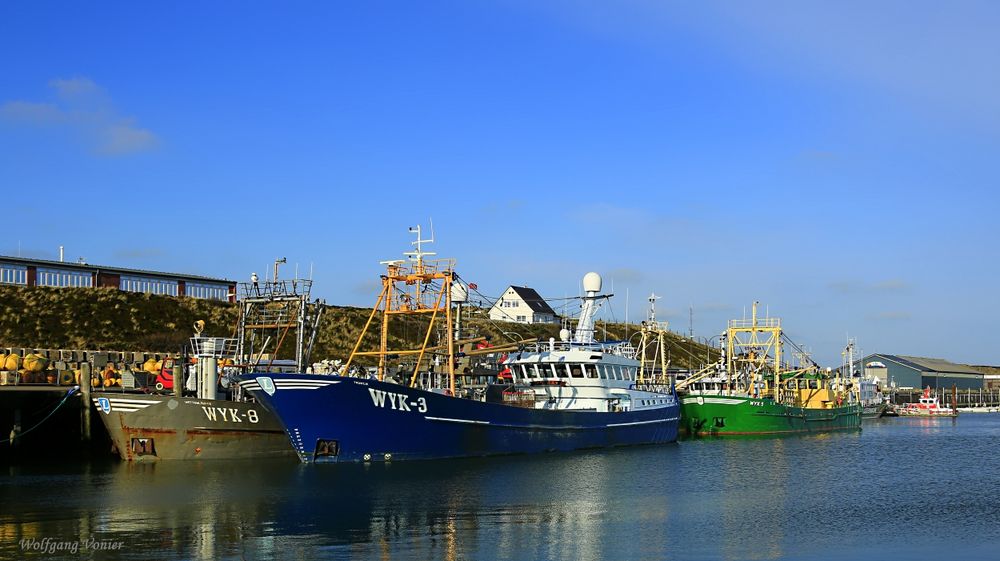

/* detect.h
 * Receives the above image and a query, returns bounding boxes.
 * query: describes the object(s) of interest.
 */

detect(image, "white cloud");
[0,77,158,155]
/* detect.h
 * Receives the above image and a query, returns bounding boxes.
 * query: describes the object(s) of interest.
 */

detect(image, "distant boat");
[240,226,680,463]
[898,387,957,418]
[678,302,861,436]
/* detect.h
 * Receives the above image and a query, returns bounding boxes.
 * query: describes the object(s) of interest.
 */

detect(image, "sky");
[1,1,998,367]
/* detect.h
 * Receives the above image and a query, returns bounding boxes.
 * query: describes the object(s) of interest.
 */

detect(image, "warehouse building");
[861,354,984,390]
[0,255,235,302]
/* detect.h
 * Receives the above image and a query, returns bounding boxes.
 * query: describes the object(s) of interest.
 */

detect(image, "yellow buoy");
[24,354,49,373]
[143,358,159,373]
[4,353,21,371]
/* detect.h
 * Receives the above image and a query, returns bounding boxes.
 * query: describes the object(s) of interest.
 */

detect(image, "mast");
[236,264,321,373]
[573,272,605,344]
[637,293,670,385]
[343,224,458,394]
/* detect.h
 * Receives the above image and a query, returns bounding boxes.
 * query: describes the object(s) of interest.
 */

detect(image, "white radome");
[582,272,602,293]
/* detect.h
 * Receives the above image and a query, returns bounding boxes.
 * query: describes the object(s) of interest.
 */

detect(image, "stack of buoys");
[102,364,122,387]
[142,358,163,374]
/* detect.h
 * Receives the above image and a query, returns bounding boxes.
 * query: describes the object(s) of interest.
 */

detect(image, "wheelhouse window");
[585,364,599,378]
[570,364,584,378]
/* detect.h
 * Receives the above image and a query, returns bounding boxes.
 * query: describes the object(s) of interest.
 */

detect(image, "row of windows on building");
[0,263,230,301]
[0,264,27,285]
[38,267,94,288]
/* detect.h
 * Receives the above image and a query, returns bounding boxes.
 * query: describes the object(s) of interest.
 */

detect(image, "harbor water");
[3,415,1000,560]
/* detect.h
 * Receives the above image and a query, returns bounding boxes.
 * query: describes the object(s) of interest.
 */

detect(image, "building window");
[516,315,526,323]
[0,263,28,285]
[120,275,179,297]
[36,267,92,288]
[185,281,229,301]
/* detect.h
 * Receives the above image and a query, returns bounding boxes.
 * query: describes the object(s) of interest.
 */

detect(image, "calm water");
[3,415,1000,560]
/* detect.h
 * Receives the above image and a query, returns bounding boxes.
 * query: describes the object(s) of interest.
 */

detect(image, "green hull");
[680,394,862,437]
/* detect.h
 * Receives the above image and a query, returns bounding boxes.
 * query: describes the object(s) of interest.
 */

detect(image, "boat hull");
[861,403,887,420]
[91,392,296,461]
[679,395,862,437]
[897,409,957,418]
[241,374,681,463]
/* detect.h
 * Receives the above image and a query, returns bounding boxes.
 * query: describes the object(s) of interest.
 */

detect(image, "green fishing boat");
[679,302,861,437]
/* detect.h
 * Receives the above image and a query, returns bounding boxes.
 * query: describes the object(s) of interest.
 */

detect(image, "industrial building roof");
[0,255,235,284]
[877,354,985,376]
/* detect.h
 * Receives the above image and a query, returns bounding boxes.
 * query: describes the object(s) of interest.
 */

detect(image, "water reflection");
[3,417,1000,560]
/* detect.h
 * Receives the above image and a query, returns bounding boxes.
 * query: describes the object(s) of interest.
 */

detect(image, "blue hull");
[242,374,680,463]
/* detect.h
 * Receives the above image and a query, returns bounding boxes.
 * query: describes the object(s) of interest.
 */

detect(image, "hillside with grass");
[0,285,717,369]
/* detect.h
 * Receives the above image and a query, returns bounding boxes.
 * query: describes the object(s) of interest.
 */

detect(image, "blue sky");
[1,2,998,366]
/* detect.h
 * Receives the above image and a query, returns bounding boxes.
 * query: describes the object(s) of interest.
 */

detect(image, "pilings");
[891,386,1000,408]
[173,364,183,398]
[80,362,91,442]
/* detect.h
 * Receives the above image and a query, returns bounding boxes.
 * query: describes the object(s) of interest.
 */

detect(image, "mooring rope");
[2,386,80,445]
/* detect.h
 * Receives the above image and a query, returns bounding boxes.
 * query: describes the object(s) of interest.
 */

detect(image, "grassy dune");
[0,285,716,369]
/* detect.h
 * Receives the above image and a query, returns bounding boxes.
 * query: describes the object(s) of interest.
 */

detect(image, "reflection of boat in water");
[92,270,322,460]
[898,387,957,417]
[679,302,861,437]
[241,226,680,463]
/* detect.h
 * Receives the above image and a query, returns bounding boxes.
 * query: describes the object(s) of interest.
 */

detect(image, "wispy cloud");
[479,199,525,214]
[606,267,643,283]
[529,1,1000,130]
[0,77,158,155]
[829,279,910,294]
[868,311,912,321]
[352,279,384,297]
[113,248,167,260]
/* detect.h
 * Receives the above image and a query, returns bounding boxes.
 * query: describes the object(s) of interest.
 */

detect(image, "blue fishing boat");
[240,226,679,463]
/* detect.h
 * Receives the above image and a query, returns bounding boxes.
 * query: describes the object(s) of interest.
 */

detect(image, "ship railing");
[520,340,637,357]
[728,317,781,329]
[239,279,312,300]
[385,258,456,278]
[189,337,239,359]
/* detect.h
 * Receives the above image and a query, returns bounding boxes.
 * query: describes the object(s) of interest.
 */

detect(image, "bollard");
[202,357,218,401]
[80,362,91,442]
[173,364,183,398]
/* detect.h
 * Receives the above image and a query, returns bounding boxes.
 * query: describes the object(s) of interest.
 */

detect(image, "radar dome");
[582,272,602,293]
[559,328,571,342]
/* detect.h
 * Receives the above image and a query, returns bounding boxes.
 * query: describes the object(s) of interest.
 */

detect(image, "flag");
[469,283,478,290]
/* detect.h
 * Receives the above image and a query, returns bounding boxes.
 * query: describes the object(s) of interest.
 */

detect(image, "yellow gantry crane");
[725,301,783,398]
